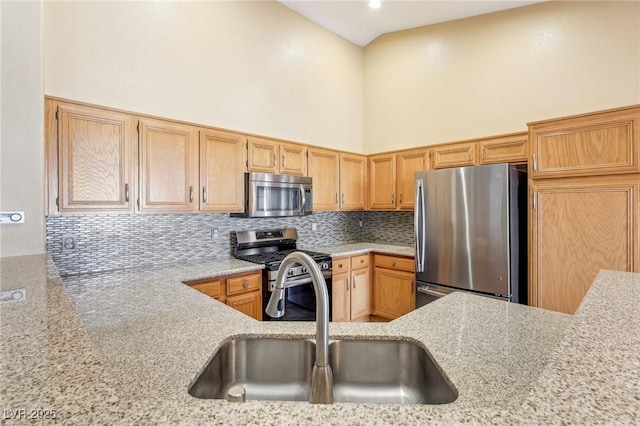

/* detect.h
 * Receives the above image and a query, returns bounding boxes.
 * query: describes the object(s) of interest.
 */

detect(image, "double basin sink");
[189,337,457,405]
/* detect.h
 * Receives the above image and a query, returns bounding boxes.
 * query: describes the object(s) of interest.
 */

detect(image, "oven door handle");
[269,276,312,291]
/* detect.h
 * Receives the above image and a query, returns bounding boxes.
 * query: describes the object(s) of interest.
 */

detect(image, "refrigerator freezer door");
[416,164,511,297]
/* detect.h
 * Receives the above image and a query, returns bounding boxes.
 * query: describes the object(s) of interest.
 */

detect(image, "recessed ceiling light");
[368,0,381,9]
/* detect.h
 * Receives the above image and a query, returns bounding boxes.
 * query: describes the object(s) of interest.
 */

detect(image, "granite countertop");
[302,242,414,258]
[1,250,638,424]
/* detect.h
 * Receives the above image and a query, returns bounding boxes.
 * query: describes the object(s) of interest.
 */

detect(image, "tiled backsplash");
[46,211,414,276]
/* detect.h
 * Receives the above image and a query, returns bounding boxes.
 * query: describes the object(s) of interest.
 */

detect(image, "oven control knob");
[287,269,295,277]
[321,262,329,270]
[301,266,307,274]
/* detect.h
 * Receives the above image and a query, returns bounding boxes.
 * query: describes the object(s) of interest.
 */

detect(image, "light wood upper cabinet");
[368,154,396,210]
[529,175,639,314]
[280,142,307,176]
[138,118,198,212]
[529,106,640,179]
[56,103,135,212]
[432,141,476,169]
[368,148,429,210]
[247,137,278,172]
[479,132,528,165]
[340,153,367,210]
[200,129,246,212]
[396,148,429,210]
[247,137,306,175]
[308,147,340,210]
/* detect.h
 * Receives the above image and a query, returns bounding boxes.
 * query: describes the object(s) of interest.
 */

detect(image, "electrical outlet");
[358,220,363,227]
[311,223,317,231]
[211,227,219,239]
[62,234,76,251]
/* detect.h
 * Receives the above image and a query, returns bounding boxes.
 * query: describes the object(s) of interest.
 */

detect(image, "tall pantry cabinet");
[528,106,640,314]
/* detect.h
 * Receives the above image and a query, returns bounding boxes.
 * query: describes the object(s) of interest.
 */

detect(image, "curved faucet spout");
[265,251,333,404]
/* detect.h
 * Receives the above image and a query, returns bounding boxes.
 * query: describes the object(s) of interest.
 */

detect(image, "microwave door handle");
[299,185,306,215]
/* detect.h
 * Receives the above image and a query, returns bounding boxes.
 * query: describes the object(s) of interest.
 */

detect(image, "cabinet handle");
[392,261,396,267]
[532,192,537,211]
[338,263,343,268]
[189,185,194,202]
[346,278,349,290]
[125,183,129,202]
[360,259,364,264]
[335,192,338,203]
[533,153,538,172]
[391,193,395,203]
[481,146,485,161]
[342,193,345,205]
[243,281,249,289]
[399,193,402,204]
[353,276,357,289]
[203,187,208,203]
[411,281,414,295]
[282,154,285,169]
[273,152,277,167]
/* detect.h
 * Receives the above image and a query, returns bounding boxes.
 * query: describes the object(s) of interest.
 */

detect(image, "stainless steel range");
[233,228,332,321]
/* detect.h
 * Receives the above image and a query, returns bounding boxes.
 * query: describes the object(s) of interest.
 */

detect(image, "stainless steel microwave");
[232,172,312,218]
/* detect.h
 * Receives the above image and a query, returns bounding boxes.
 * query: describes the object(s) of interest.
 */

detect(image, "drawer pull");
[360,259,364,264]
[392,261,396,267]
[243,281,249,289]
[338,263,343,268]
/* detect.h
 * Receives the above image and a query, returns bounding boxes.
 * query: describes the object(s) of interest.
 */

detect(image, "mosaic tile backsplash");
[46,211,414,276]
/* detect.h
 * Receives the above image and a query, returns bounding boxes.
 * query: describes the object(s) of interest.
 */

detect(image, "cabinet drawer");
[374,254,414,272]
[190,280,222,298]
[351,254,370,269]
[333,257,350,274]
[227,272,262,296]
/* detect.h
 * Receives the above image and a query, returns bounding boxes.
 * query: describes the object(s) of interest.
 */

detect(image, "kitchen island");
[1,250,638,424]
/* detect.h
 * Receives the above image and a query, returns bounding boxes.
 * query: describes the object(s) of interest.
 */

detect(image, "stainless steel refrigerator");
[414,163,527,307]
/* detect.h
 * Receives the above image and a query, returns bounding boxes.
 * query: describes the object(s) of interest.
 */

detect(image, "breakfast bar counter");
[1,253,637,424]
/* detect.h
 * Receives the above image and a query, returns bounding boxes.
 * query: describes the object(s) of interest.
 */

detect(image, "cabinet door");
[432,142,476,169]
[280,142,307,176]
[227,291,262,320]
[368,154,396,210]
[308,148,340,210]
[247,137,278,172]
[189,280,223,299]
[350,267,371,320]
[340,153,366,210]
[479,133,528,165]
[397,148,429,210]
[530,176,639,314]
[529,107,640,179]
[138,118,198,212]
[332,273,350,322]
[372,268,415,320]
[200,129,246,212]
[57,103,134,212]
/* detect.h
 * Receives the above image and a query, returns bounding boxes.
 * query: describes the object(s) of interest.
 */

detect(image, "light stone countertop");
[1,252,638,424]
[302,242,415,258]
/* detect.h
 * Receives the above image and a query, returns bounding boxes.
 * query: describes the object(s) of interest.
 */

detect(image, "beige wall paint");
[43,1,364,153]
[363,1,640,154]
[0,1,45,257]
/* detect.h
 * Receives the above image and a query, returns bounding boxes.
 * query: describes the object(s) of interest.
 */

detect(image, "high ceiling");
[279,0,547,46]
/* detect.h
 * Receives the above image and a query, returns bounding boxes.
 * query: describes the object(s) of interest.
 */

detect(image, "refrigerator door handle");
[414,178,426,273]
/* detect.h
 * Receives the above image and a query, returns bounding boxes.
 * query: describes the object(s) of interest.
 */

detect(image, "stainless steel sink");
[188,337,457,404]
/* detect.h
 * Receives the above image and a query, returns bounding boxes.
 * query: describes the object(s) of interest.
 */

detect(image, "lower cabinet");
[529,175,639,314]
[372,254,415,320]
[186,271,262,320]
[332,254,371,322]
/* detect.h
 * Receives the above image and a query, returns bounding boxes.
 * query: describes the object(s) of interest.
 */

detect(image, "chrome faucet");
[265,251,333,404]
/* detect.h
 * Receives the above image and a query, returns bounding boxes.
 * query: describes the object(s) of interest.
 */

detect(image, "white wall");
[43,1,364,153]
[0,1,45,257]
[363,1,640,153]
